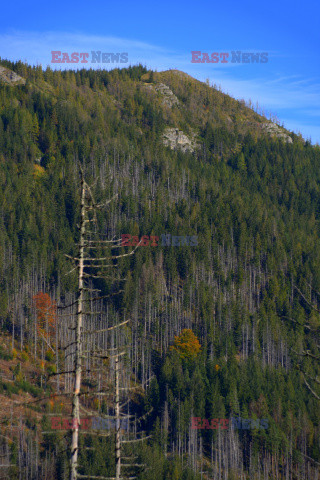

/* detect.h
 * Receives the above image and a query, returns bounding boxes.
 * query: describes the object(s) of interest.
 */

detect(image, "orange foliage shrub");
[33,292,56,340]
[170,329,201,359]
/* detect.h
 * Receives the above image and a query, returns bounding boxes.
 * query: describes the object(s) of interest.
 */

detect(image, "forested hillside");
[0,59,320,479]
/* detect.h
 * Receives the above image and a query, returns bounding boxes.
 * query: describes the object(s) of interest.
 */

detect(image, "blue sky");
[0,0,319,144]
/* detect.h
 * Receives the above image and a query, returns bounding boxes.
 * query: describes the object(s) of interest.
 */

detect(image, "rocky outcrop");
[162,127,198,153]
[0,66,26,85]
[154,83,179,107]
[144,82,179,108]
[261,122,293,143]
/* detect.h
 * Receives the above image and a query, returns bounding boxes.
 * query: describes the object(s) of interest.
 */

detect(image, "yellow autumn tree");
[170,329,201,359]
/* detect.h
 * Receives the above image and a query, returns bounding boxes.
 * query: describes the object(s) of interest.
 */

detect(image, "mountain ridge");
[0,60,319,480]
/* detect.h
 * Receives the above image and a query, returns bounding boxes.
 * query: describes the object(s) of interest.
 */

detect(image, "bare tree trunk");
[70,176,86,480]
[115,354,121,480]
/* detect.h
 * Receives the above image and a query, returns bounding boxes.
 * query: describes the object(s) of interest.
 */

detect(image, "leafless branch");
[82,320,130,335]
[303,374,320,400]
[294,285,320,313]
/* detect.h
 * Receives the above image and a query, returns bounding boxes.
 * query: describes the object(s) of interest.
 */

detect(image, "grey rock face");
[154,83,179,107]
[144,82,179,108]
[0,66,26,85]
[162,127,198,153]
[261,122,293,143]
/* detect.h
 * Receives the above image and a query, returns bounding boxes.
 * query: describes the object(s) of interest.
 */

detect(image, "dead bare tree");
[63,166,143,480]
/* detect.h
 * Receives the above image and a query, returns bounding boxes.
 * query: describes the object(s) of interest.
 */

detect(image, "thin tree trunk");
[70,176,86,480]
[115,354,121,480]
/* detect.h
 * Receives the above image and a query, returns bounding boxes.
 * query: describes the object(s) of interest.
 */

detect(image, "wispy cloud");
[0,30,169,67]
[1,30,318,143]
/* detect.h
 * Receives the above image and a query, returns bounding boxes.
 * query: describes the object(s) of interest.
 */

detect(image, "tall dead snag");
[66,167,142,480]
[70,172,86,480]
[112,352,151,480]
[115,353,121,480]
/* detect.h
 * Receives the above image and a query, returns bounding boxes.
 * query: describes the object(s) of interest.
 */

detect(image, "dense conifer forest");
[0,59,320,479]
